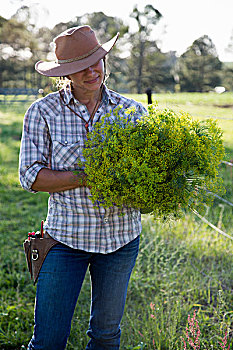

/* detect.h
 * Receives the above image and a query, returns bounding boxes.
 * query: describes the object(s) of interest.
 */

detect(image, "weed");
[181,310,231,350]
[182,310,201,349]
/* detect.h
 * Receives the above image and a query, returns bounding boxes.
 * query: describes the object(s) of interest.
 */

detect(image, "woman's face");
[69,59,105,93]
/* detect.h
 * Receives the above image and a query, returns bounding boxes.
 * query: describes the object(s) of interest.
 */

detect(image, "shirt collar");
[102,85,118,106]
[62,84,73,105]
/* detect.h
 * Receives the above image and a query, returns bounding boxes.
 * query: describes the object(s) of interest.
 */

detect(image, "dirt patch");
[214,104,233,108]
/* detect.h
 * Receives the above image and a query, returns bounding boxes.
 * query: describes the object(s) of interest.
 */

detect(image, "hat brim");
[35,33,119,77]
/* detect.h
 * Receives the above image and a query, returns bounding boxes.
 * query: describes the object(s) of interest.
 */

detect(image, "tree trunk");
[137,40,144,94]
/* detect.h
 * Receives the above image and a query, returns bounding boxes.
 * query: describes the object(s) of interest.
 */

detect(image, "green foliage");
[178,35,222,92]
[79,105,225,219]
[128,5,164,93]
[221,64,233,91]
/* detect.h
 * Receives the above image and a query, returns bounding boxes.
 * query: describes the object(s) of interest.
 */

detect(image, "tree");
[0,15,7,27]
[83,12,129,91]
[0,7,53,89]
[128,4,162,93]
[225,28,233,55]
[220,63,233,91]
[0,12,36,88]
[0,17,36,54]
[84,12,128,42]
[143,50,176,92]
[178,35,222,92]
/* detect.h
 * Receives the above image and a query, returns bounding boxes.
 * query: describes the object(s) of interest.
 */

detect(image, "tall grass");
[0,94,232,349]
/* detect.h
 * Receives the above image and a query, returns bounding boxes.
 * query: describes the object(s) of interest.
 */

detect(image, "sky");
[1,0,233,62]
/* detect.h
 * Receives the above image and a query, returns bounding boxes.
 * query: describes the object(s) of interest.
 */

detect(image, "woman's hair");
[56,57,109,89]
[56,76,70,90]
[103,56,110,82]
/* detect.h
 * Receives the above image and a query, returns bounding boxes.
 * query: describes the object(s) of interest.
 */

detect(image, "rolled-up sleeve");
[19,102,50,193]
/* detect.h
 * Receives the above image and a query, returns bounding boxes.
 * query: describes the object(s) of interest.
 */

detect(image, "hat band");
[57,44,101,64]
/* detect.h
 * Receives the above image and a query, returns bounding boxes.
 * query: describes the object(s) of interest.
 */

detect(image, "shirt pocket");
[52,139,80,170]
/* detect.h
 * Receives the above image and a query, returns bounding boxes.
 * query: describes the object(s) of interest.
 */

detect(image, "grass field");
[0,93,232,349]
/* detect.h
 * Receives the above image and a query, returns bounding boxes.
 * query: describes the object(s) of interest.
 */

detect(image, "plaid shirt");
[19,84,147,253]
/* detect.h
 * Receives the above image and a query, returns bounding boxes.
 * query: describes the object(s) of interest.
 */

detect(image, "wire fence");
[191,158,233,240]
[222,160,233,167]
[192,209,233,241]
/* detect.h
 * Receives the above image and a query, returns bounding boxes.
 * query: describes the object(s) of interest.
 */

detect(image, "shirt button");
[64,140,68,145]
[104,217,109,223]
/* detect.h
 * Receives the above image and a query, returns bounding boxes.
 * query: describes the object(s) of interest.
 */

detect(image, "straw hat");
[35,25,119,77]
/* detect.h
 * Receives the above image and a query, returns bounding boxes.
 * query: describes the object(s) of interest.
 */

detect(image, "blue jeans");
[28,235,140,350]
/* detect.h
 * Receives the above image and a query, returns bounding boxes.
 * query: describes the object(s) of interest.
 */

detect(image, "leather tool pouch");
[23,232,58,285]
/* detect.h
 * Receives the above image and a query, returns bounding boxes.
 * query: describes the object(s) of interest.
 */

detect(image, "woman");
[19,25,147,350]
